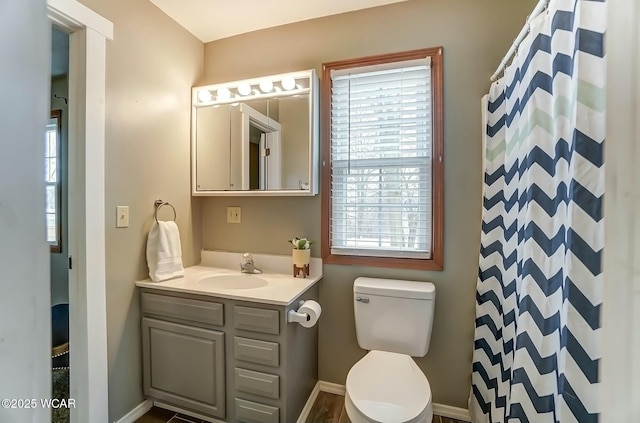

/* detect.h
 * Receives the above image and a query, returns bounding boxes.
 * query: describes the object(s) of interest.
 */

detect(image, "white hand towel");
[146,221,184,282]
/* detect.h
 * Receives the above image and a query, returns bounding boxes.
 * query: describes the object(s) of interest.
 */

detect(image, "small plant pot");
[292,249,310,278]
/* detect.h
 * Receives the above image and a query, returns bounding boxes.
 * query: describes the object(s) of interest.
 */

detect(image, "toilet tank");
[354,277,436,357]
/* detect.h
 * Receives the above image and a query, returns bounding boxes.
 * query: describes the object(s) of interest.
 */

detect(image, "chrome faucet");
[240,253,262,274]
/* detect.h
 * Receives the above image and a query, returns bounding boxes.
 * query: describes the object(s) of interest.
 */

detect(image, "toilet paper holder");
[287,300,311,324]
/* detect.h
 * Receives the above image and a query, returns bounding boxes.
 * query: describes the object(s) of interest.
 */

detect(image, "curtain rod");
[490,0,550,81]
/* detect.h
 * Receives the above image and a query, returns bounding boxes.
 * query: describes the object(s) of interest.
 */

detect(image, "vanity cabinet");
[140,286,319,423]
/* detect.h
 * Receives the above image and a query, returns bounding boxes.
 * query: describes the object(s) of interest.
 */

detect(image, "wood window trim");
[320,47,444,271]
[49,109,62,254]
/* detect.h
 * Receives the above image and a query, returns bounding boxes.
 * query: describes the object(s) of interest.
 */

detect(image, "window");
[46,110,62,253]
[321,48,444,270]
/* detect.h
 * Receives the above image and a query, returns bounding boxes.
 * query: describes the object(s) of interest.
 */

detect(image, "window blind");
[45,118,58,246]
[330,57,432,259]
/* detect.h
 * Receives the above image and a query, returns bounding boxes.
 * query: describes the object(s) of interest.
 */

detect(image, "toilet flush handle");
[355,296,370,303]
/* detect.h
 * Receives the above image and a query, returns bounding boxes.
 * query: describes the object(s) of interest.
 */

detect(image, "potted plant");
[289,237,313,277]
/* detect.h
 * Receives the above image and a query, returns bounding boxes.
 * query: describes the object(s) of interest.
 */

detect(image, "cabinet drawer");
[235,398,279,423]
[141,292,223,326]
[234,306,279,335]
[234,337,279,368]
[234,368,279,399]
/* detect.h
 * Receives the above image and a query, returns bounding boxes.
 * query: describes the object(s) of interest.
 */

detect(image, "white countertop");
[135,250,322,306]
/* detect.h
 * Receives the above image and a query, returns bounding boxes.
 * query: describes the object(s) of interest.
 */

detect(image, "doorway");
[47,1,113,422]
[50,26,70,423]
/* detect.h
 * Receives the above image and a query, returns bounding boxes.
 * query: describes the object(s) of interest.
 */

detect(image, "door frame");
[47,1,112,422]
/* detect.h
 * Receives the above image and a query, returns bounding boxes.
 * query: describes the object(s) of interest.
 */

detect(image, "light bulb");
[281,76,296,91]
[237,83,251,96]
[259,79,273,93]
[197,89,213,103]
[216,87,231,101]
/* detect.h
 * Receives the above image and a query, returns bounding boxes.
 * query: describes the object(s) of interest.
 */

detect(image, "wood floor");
[135,406,207,423]
[136,392,468,423]
[305,392,467,423]
[306,391,351,423]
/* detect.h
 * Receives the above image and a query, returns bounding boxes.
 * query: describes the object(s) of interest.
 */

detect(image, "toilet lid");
[346,350,432,423]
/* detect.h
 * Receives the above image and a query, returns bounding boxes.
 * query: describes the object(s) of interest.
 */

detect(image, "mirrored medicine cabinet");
[191,69,319,196]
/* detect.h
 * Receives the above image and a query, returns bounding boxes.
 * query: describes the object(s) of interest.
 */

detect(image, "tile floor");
[136,392,469,423]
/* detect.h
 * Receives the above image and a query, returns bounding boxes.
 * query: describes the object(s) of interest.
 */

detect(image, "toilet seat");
[345,350,432,423]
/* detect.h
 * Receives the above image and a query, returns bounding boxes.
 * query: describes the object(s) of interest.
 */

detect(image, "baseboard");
[317,380,346,395]
[112,399,152,423]
[296,382,321,423]
[433,403,472,422]
[315,381,471,422]
[118,384,471,423]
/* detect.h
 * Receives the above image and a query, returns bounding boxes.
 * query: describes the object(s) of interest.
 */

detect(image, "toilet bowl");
[345,350,433,423]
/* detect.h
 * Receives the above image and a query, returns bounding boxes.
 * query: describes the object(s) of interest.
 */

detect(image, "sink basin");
[197,274,269,290]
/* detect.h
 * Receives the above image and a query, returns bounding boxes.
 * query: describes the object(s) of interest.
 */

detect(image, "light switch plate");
[227,207,241,224]
[116,206,129,228]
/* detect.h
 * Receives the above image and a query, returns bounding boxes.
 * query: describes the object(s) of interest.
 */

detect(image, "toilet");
[345,277,436,423]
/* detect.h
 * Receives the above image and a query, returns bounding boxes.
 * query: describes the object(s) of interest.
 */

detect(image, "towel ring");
[154,200,176,222]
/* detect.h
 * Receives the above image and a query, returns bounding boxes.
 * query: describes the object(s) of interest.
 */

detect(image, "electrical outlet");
[227,207,241,224]
[116,206,129,228]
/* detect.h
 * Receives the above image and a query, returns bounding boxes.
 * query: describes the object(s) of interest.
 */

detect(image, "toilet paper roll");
[297,300,322,328]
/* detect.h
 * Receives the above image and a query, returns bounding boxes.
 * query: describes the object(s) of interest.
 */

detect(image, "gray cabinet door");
[142,318,225,418]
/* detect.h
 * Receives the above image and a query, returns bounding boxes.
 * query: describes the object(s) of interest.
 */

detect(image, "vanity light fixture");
[281,76,296,91]
[259,80,274,93]
[237,83,252,96]
[197,89,213,103]
[217,87,232,101]
[193,69,313,106]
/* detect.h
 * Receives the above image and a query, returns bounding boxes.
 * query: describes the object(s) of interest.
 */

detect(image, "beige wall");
[76,0,203,419]
[202,0,536,408]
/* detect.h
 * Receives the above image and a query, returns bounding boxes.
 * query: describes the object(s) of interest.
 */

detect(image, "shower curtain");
[470,0,606,422]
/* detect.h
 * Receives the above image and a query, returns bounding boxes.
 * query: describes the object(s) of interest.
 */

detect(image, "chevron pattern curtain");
[470,1,606,422]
